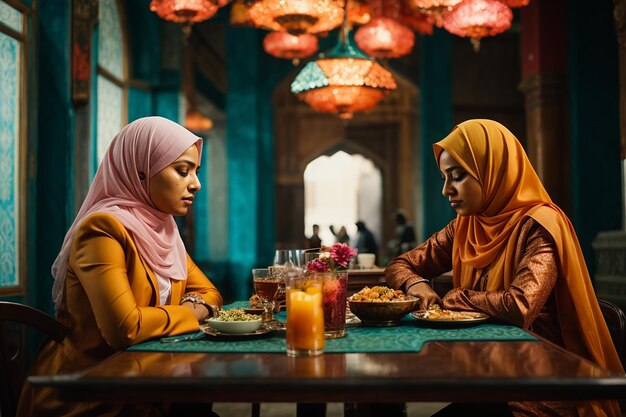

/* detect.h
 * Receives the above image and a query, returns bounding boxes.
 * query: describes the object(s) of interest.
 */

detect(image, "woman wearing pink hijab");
[18,117,222,417]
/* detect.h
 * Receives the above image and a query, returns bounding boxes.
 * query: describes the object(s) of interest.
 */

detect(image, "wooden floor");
[212,402,449,416]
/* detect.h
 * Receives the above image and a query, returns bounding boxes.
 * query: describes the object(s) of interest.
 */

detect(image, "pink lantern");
[443,0,512,51]
[149,0,218,24]
[263,32,319,65]
[355,17,415,59]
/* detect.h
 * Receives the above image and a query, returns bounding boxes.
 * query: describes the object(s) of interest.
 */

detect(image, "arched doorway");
[273,69,420,266]
[304,151,382,249]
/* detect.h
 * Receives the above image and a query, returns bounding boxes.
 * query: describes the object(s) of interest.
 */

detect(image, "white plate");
[199,323,274,338]
[411,310,489,328]
[204,318,262,334]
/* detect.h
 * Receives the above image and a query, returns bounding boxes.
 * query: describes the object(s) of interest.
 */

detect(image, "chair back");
[598,299,626,367]
[0,301,66,417]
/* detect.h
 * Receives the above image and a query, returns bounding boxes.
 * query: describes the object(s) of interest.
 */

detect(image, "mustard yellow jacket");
[18,213,222,417]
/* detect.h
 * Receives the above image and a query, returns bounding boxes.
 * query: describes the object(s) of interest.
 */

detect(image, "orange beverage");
[286,283,325,357]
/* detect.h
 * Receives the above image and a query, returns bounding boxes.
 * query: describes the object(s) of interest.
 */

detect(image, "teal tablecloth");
[128,302,537,354]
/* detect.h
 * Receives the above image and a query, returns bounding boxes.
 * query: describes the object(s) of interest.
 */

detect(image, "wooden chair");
[0,301,66,417]
[598,299,626,366]
[598,299,626,415]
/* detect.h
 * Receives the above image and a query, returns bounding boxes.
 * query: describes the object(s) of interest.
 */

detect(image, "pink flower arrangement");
[306,243,358,272]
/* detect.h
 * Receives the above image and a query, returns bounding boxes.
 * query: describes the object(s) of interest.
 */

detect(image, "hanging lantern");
[230,0,254,26]
[247,0,345,35]
[407,0,462,27]
[185,109,213,132]
[443,0,512,51]
[498,0,530,7]
[354,17,415,59]
[263,32,319,65]
[149,0,219,24]
[291,22,397,120]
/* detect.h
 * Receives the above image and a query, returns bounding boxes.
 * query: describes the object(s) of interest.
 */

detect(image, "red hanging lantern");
[354,17,415,59]
[247,0,345,35]
[443,0,512,51]
[149,0,219,24]
[263,32,319,65]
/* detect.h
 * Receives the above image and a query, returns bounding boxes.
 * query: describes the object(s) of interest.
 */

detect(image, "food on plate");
[348,286,409,302]
[214,308,261,322]
[420,304,485,321]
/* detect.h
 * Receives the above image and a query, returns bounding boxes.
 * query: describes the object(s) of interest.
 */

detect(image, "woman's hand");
[406,282,442,310]
[181,301,210,322]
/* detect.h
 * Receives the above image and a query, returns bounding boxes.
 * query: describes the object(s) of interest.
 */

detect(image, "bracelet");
[180,292,216,317]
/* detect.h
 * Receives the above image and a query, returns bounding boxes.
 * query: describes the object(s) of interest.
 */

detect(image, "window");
[0,0,26,294]
[94,0,127,166]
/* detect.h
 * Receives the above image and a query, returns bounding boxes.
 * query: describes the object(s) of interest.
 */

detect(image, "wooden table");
[29,337,626,404]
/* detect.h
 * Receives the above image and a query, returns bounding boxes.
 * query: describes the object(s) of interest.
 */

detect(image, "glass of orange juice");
[286,274,325,357]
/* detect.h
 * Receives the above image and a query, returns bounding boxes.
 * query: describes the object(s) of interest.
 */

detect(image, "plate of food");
[199,323,274,339]
[347,286,419,326]
[203,308,264,335]
[411,305,489,328]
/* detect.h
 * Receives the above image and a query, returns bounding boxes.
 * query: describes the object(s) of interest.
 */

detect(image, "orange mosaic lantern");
[149,0,219,24]
[247,0,345,34]
[291,30,397,120]
[263,32,319,65]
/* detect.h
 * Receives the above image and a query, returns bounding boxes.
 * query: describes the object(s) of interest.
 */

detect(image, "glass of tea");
[252,268,280,325]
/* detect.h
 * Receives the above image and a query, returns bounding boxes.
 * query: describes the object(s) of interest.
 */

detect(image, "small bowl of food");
[348,286,418,326]
[204,308,262,334]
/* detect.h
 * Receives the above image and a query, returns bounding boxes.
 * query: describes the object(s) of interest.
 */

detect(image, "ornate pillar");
[518,0,570,214]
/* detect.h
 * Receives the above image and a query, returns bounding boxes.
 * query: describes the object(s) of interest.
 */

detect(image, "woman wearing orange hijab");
[386,119,623,417]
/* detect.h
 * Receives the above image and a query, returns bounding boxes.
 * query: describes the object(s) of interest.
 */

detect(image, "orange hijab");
[434,120,622,417]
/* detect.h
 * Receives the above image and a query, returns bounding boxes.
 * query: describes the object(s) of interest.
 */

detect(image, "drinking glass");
[252,268,280,325]
[304,252,349,339]
[286,274,325,357]
[274,249,307,270]
[273,249,307,308]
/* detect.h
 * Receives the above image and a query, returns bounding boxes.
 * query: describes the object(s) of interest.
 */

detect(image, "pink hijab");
[51,116,203,311]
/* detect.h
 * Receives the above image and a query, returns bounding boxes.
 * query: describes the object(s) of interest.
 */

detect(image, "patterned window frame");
[0,0,28,295]
[93,0,128,170]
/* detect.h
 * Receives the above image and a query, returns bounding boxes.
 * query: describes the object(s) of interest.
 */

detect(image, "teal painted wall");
[225,26,262,302]
[223,25,284,302]
[419,29,455,242]
[34,0,73,314]
[567,0,621,274]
